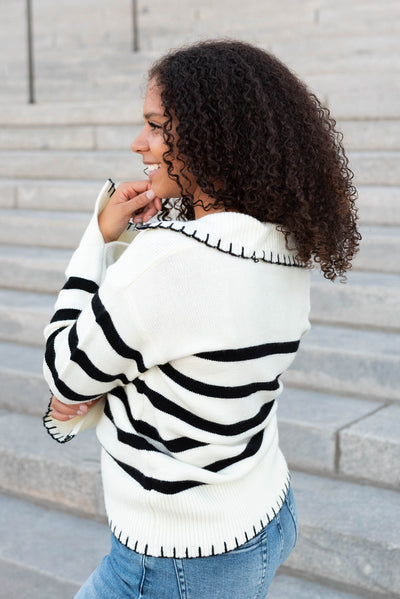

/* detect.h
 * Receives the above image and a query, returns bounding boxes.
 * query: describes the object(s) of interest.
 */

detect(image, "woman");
[43,40,360,598]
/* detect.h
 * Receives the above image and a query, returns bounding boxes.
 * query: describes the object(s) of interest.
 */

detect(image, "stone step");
[356,186,400,226]
[284,324,400,402]
[0,124,142,151]
[310,270,400,331]
[0,288,54,347]
[0,435,398,597]
[0,101,144,127]
[0,266,397,347]
[339,121,400,151]
[285,471,400,597]
[278,388,382,476]
[0,493,108,598]
[354,225,400,274]
[0,150,144,181]
[0,245,71,293]
[350,151,400,186]
[339,403,400,490]
[0,150,398,185]
[0,211,397,274]
[0,341,48,416]
[0,494,365,599]
[304,72,400,119]
[271,32,400,76]
[0,412,105,519]
[1,180,399,229]
[1,119,399,153]
[0,337,398,487]
[0,209,90,249]
[280,389,400,491]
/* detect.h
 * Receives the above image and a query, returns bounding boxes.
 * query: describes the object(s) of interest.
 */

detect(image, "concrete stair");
[1,1,399,597]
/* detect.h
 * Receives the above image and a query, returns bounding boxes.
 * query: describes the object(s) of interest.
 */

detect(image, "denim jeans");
[75,486,298,599]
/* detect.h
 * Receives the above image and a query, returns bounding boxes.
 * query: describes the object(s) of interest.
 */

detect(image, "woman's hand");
[49,396,102,421]
[98,181,162,243]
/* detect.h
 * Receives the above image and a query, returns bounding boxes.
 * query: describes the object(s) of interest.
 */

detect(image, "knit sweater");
[43,179,310,559]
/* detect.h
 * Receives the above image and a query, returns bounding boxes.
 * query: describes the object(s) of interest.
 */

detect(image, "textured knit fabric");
[43,180,310,559]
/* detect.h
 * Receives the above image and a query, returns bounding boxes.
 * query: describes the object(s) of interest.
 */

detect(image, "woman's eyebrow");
[144,112,165,120]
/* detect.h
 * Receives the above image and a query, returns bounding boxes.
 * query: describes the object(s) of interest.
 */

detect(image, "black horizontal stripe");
[67,324,131,385]
[107,449,202,494]
[196,340,300,362]
[109,387,208,453]
[132,378,275,436]
[91,294,146,372]
[104,401,162,453]
[62,276,99,294]
[159,363,280,398]
[50,308,81,324]
[106,430,265,495]
[45,328,102,402]
[205,429,264,473]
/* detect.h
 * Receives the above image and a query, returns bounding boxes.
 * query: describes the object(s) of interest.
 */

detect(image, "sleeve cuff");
[43,395,106,443]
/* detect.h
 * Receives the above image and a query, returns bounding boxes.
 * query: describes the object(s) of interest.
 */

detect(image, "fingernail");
[146,189,155,200]
[68,415,75,419]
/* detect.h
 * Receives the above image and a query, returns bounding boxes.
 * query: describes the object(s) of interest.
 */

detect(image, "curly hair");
[148,39,361,281]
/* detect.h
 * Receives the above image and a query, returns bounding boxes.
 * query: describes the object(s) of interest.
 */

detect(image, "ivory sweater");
[43,180,310,558]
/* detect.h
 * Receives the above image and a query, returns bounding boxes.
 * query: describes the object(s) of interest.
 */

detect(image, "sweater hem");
[105,471,291,559]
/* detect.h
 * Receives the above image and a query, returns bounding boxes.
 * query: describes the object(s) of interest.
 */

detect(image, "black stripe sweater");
[43,180,310,558]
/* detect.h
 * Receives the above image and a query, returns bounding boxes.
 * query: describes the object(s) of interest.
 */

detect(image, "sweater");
[43,179,310,559]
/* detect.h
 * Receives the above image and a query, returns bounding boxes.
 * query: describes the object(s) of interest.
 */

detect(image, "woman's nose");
[131,130,148,153]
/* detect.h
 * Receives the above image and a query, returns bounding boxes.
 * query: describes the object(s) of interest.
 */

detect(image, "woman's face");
[131,81,196,200]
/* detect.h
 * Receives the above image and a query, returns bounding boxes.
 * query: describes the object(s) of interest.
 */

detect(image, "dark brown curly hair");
[148,39,361,281]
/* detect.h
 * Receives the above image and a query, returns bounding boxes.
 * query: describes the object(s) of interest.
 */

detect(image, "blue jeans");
[75,486,298,599]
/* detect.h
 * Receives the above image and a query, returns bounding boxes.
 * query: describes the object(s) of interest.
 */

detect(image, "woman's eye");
[148,121,162,130]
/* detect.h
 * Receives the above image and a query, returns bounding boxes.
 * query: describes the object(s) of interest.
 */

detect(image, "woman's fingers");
[99,182,161,242]
[131,196,162,223]
[50,396,99,421]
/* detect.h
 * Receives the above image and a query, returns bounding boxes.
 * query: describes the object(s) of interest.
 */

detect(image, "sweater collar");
[132,212,306,268]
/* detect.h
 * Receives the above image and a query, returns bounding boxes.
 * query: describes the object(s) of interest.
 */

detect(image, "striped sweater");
[43,180,310,559]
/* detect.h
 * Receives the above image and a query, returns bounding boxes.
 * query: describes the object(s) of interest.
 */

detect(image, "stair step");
[0,150,398,184]
[0,493,366,599]
[0,209,90,249]
[0,493,108,596]
[284,324,400,402]
[0,211,397,273]
[310,270,400,331]
[1,181,399,229]
[0,341,48,415]
[270,574,365,599]
[271,32,400,76]
[278,388,382,475]
[350,151,400,186]
[1,340,396,490]
[1,118,399,153]
[339,403,400,489]
[0,288,54,346]
[0,123,142,152]
[357,186,400,226]
[0,179,103,212]
[354,225,400,273]
[339,120,400,151]
[0,412,105,518]
[0,245,71,293]
[0,101,144,127]
[0,150,144,181]
[304,72,400,119]
[285,471,400,597]
[0,270,397,347]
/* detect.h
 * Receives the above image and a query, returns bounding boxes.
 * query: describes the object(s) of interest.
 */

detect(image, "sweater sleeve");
[43,179,141,442]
